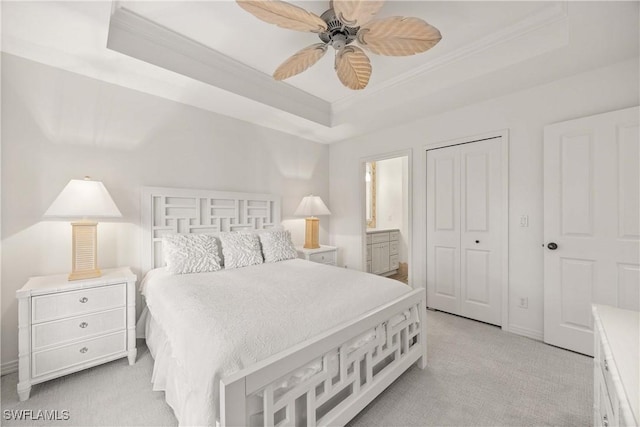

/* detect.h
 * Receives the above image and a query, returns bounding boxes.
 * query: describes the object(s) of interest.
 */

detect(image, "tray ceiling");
[2,1,638,143]
[118,1,548,103]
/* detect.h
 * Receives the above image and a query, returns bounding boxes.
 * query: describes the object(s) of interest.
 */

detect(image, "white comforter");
[142,259,409,426]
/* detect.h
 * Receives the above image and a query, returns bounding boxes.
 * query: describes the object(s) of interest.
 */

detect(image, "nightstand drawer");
[32,308,126,351]
[32,284,126,323]
[371,233,389,244]
[309,251,336,265]
[32,331,126,378]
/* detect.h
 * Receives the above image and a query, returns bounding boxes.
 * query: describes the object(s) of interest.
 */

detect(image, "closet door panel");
[427,138,503,326]
[427,147,461,315]
[459,140,502,325]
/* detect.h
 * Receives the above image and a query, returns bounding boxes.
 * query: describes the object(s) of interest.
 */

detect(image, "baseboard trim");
[508,324,544,341]
[1,359,18,376]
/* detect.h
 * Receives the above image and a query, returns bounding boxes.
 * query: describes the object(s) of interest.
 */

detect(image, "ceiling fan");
[237,0,442,90]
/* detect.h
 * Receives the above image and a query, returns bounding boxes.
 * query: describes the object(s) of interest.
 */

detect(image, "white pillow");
[219,232,264,269]
[259,230,298,263]
[162,234,222,274]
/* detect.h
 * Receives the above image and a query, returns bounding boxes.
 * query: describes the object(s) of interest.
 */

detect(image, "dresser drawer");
[389,231,400,242]
[32,331,126,378]
[596,368,618,427]
[371,233,389,244]
[32,308,126,351]
[599,340,620,423]
[309,251,336,265]
[32,284,126,323]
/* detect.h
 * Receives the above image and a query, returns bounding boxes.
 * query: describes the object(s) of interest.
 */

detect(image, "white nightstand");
[16,267,137,401]
[296,245,338,266]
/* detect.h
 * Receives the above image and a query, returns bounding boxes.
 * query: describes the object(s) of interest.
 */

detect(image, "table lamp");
[294,195,331,249]
[44,177,122,281]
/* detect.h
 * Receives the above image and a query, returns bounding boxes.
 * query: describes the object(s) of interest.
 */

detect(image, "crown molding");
[107,5,332,127]
[332,1,569,114]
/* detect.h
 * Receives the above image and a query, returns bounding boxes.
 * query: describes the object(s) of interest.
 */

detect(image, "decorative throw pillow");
[259,230,298,263]
[219,232,264,269]
[162,234,222,274]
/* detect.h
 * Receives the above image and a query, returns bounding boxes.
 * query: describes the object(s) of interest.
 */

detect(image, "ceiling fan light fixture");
[236,0,442,90]
[318,8,359,48]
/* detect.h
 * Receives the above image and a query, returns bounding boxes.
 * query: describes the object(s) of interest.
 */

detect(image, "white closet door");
[459,141,503,325]
[543,106,639,356]
[427,138,503,325]
[426,146,461,315]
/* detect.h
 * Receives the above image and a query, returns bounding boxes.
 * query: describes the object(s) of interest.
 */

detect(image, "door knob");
[547,242,558,250]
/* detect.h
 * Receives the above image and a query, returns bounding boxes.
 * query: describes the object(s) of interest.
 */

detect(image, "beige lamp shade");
[294,195,331,217]
[45,177,121,281]
[295,195,330,249]
[44,178,122,218]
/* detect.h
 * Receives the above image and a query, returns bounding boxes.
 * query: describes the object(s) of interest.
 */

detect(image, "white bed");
[140,187,427,426]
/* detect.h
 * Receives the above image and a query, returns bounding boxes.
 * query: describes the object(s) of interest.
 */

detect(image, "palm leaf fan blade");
[357,17,441,56]
[236,0,327,33]
[273,43,328,80]
[332,0,385,27]
[335,45,371,90]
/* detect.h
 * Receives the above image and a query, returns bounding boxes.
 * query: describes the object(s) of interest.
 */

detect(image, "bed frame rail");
[220,289,427,427]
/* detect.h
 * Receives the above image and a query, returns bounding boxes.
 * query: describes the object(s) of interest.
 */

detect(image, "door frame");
[359,149,413,285]
[424,129,510,330]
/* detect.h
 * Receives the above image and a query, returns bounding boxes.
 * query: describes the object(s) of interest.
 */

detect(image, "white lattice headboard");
[141,187,281,273]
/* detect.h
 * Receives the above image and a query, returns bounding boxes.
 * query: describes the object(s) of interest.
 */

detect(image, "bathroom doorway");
[362,151,411,285]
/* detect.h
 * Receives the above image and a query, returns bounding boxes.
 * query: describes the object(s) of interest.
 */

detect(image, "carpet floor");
[0,310,592,426]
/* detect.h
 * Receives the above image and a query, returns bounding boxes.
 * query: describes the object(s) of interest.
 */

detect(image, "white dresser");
[16,267,137,401]
[592,305,639,427]
[366,229,400,275]
[296,245,337,266]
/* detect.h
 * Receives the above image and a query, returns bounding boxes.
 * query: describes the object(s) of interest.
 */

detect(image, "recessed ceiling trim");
[107,5,332,127]
[332,1,569,111]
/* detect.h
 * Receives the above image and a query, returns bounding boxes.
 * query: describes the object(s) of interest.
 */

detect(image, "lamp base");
[303,217,320,249]
[69,269,102,281]
[69,221,102,281]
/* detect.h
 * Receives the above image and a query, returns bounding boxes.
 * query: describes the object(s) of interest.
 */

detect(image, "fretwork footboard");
[220,289,427,427]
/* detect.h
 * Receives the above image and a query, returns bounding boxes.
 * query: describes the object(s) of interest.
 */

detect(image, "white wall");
[0,54,330,367]
[369,157,409,263]
[329,58,639,339]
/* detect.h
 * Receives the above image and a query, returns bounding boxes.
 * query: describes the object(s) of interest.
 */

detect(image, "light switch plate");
[519,215,529,227]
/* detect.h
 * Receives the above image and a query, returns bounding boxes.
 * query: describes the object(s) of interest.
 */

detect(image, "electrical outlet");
[518,297,528,309]
[520,215,529,227]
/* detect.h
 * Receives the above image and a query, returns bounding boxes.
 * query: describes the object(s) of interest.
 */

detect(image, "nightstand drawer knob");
[79,297,88,303]
[79,347,88,354]
[79,322,88,329]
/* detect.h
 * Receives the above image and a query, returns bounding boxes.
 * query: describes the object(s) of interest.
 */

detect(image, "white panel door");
[427,138,503,325]
[459,141,503,325]
[543,106,640,356]
[426,147,460,315]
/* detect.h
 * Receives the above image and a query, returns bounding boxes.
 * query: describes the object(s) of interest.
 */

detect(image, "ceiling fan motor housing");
[319,9,359,49]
